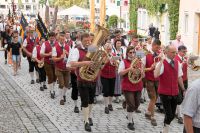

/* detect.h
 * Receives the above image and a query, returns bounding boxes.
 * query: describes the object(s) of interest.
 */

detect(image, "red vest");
[36,45,42,60]
[101,61,116,78]
[145,53,158,81]
[76,48,97,82]
[44,41,56,64]
[121,59,143,92]
[174,55,188,81]
[54,43,70,70]
[26,37,39,53]
[158,59,179,96]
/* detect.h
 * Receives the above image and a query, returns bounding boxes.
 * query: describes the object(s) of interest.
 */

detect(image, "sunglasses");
[128,51,135,54]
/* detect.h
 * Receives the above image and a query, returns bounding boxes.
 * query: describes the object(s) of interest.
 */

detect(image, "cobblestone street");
[0,52,200,133]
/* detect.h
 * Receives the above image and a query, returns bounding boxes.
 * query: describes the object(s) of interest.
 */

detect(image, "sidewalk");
[1,52,199,133]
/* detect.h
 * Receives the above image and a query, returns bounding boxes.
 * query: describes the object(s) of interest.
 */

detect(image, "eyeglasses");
[128,51,135,54]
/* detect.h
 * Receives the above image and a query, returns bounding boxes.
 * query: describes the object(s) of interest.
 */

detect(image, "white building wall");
[179,0,200,54]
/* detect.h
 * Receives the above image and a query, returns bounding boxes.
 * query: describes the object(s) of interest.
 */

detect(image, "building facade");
[179,0,200,54]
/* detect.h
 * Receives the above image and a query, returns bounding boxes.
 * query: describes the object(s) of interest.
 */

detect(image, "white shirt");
[0,22,5,32]
[32,47,37,58]
[182,78,200,128]
[146,43,152,51]
[171,40,184,51]
[155,57,183,77]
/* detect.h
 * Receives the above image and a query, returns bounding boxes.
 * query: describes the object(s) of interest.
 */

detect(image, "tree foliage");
[108,15,118,28]
[129,0,180,39]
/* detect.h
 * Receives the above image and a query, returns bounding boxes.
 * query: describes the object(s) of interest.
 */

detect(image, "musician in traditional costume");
[23,29,40,84]
[52,32,70,105]
[101,42,117,114]
[118,46,144,131]
[142,39,161,126]
[32,37,47,91]
[69,33,96,132]
[40,32,57,99]
[174,45,188,124]
[154,45,186,133]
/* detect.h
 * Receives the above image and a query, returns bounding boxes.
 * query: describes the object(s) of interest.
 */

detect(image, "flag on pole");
[36,13,48,40]
[20,13,28,39]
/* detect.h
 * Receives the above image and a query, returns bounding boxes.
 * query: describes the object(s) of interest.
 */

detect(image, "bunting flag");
[20,13,28,39]
[36,13,48,40]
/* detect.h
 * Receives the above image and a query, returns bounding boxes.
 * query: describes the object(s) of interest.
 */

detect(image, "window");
[5,0,7,2]
[33,5,36,10]
[184,13,189,34]
[0,5,6,9]
[137,8,147,30]
[25,0,28,2]
[32,0,35,2]
[26,5,31,10]
[96,0,99,3]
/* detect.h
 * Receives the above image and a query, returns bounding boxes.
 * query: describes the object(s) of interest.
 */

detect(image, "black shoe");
[63,96,66,102]
[36,79,40,83]
[108,104,113,111]
[50,91,55,99]
[74,106,79,113]
[178,117,183,124]
[40,86,44,91]
[88,118,93,126]
[84,122,91,132]
[127,123,135,130]
[140,98,145,103]
[43,85,47,89]
[31,80,35,84]
[60,100,65,105]
[135,109,141,113]
[105,107,109,114]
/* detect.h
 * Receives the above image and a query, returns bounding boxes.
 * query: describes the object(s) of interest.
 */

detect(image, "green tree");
[108,15,118,28]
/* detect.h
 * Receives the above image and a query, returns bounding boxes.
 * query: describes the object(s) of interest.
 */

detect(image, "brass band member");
[154,45,185,133]
[142,39,161,126]
[52,31,70,105]
[118,46,143,131]
[40,32,57,99]
[69,33,95,132]
[23,29,40,84]
[174,45,188,124]
[101,42,117,114]
[32,37,47,91]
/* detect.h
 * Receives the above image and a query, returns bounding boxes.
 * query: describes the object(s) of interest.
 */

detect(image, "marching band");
[1,19,196,133]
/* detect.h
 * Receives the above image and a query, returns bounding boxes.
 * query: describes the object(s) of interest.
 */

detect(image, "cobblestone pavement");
[0,56,59,133]
[0,52,200,133]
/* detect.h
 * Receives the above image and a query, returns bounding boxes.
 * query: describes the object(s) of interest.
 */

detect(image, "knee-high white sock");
[88,104,93,118]
[59,89,63,100]
[63,87,67,96]
[30,72,34,80]
[108,96,113,105]
[48,83,53,92]
[177,105,182,118]
[82,107,89,123]
[35,71,39,79]
[74,100,77,107]
[104,97,108,107]
[163,124,169,133]
[127,112,133,123]
[52,82,56,91]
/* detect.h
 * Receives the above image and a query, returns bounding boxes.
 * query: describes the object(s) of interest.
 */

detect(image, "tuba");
[79,25,109,81]
[188,54,200,71]
[128,57,144,84]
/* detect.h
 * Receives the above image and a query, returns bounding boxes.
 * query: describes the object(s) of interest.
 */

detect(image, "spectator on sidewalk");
[182,78,200,133]
[171,33,184,51]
